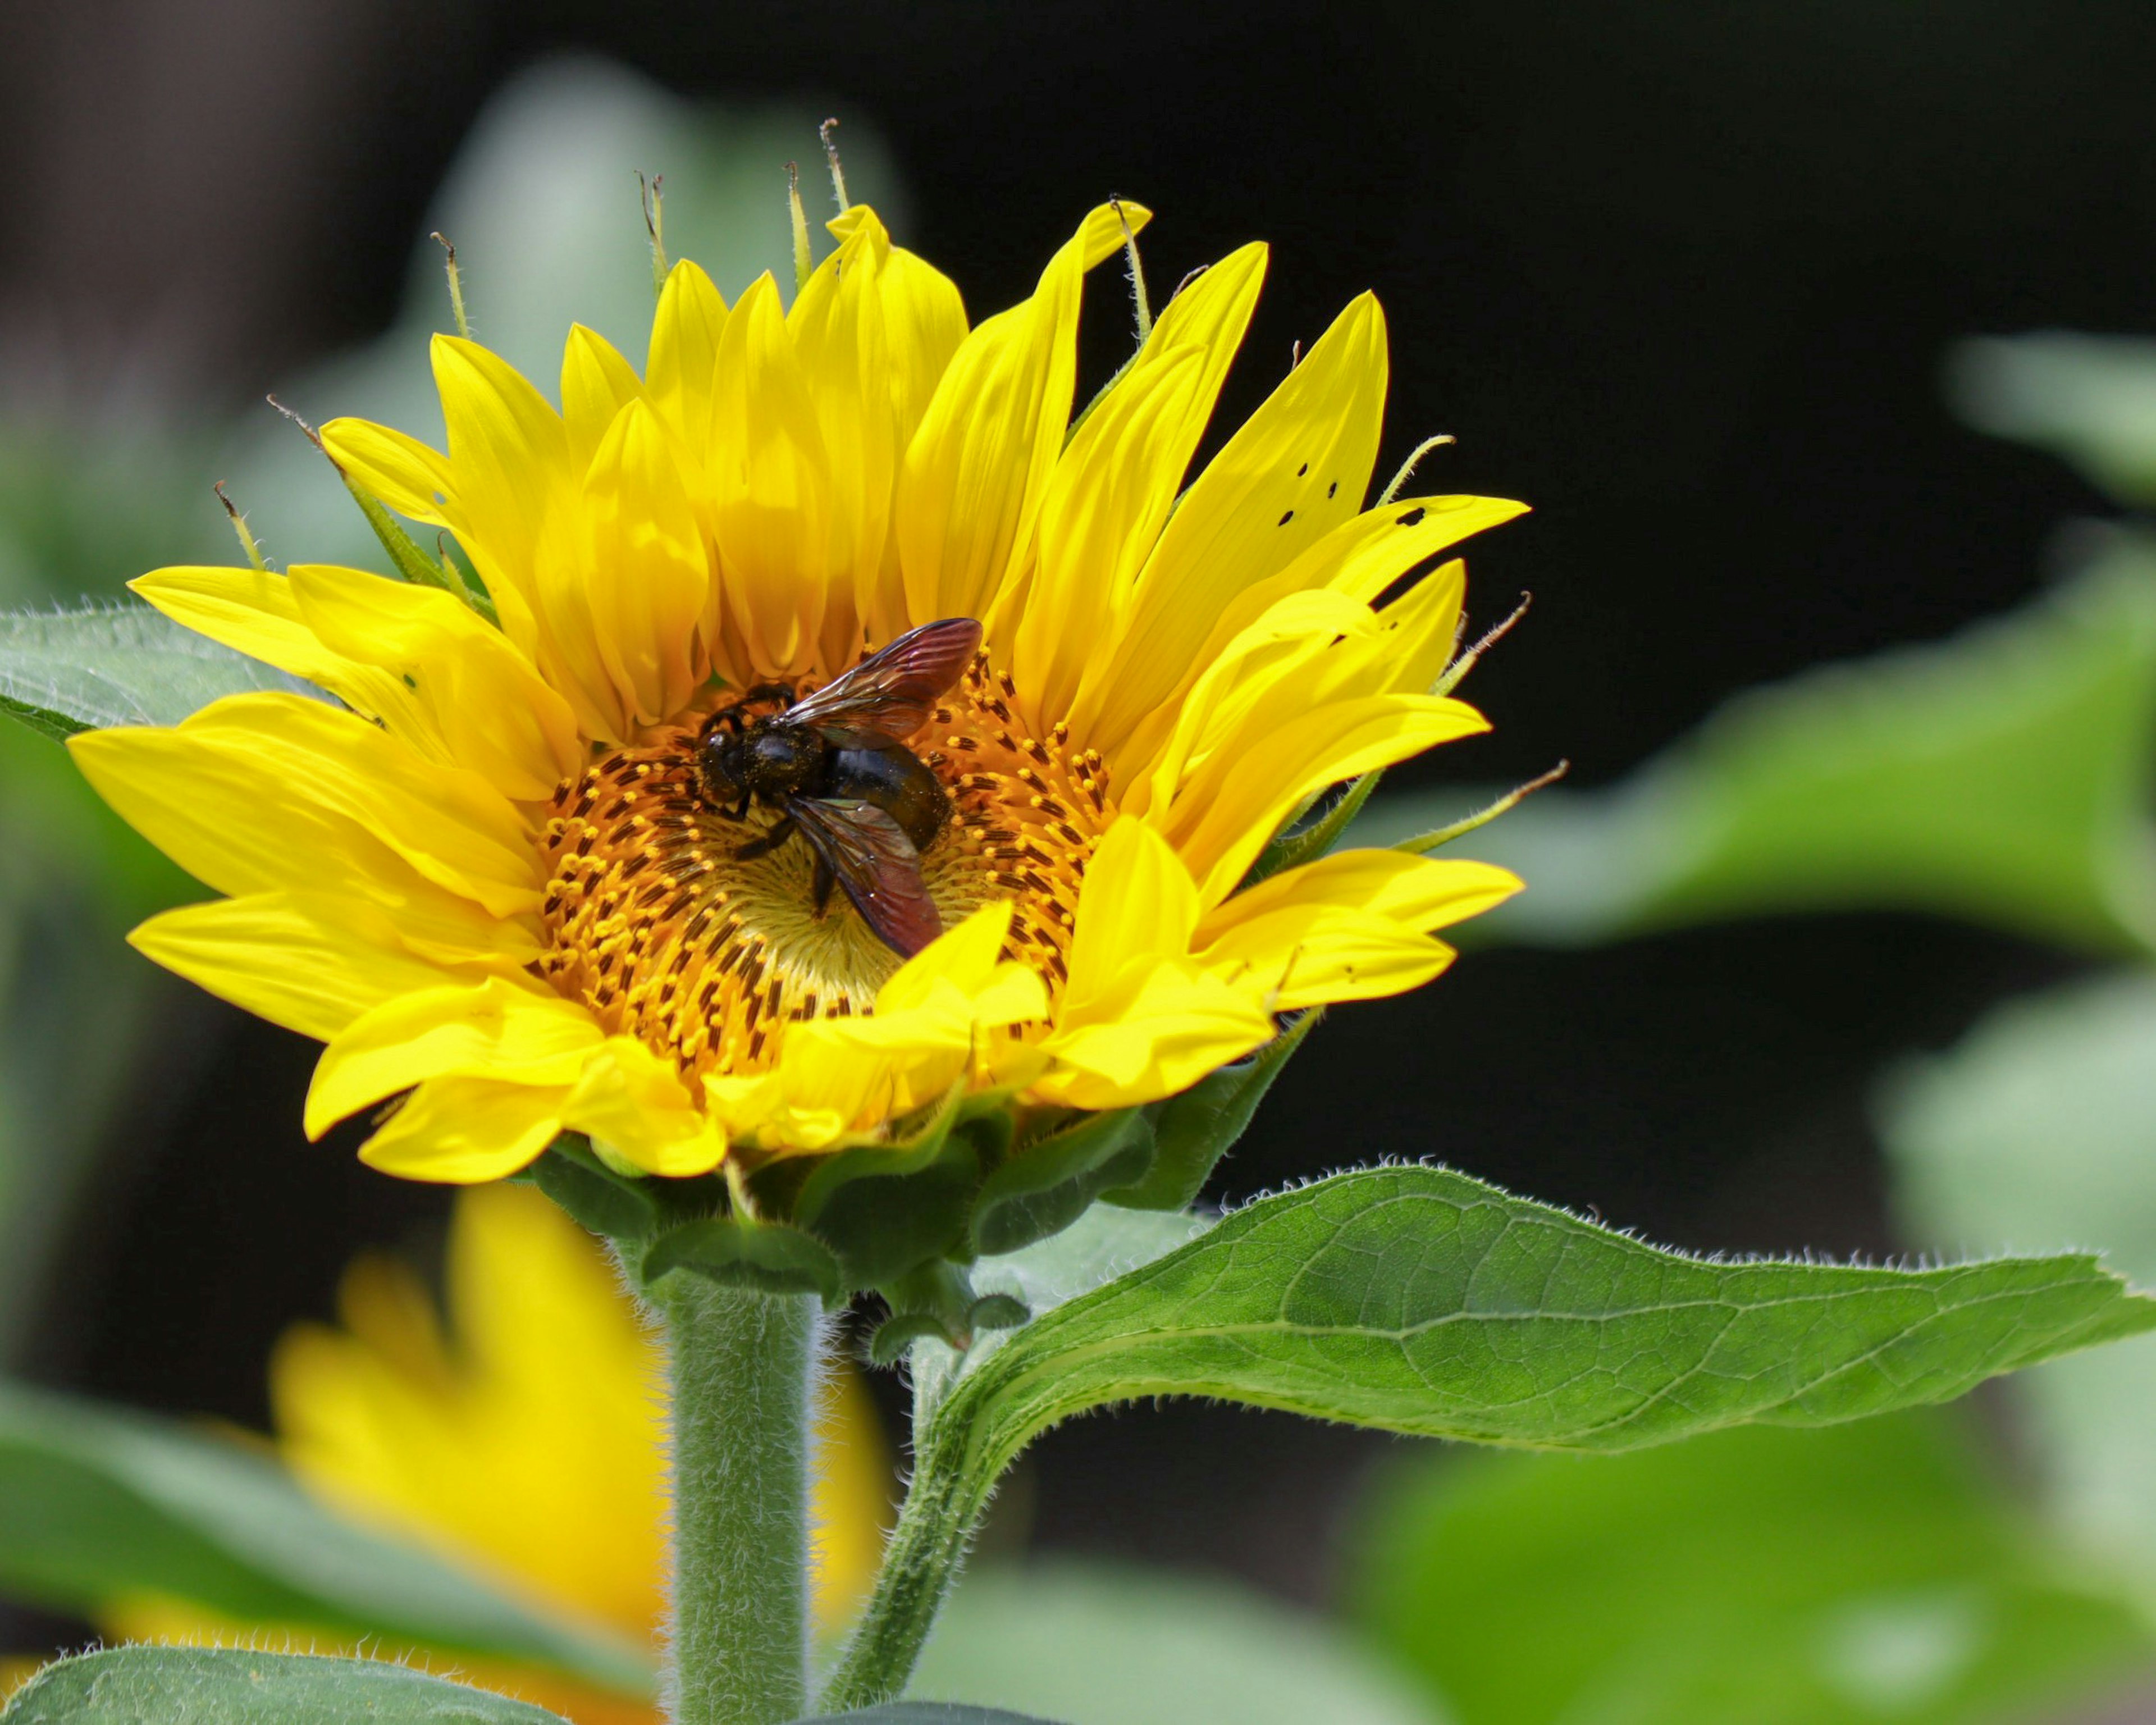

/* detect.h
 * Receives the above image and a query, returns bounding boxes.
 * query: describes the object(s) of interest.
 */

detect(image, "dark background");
[2,0,2146,1606]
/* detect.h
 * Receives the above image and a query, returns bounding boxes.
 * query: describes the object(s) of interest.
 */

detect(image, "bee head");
[695,727,748,805]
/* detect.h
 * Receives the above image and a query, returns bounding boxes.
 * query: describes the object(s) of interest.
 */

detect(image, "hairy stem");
[657,1277,821,1725]
[819,1425,984,1712]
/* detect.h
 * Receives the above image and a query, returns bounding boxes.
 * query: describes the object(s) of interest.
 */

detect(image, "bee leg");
[732,794,751,822]
[734,815,797,862]
[811,851,835,915]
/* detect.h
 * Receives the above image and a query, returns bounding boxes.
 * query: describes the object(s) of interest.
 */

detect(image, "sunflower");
[102,1183,891,1725]
[70,195,1524,1181]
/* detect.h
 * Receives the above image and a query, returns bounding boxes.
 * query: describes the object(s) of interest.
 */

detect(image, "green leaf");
[1348,1411,2150,1725]
[0,603,326,742]
[1352,547,2156,955]
[1948,332,2156,505]
[1,1646,570,1723]
[1109,1012,1319,1212]
[836,1166,2154,1712]
[908,1561,1437,1725]
[908,1204,1214,1429]
[930,1164,2153,1477]
[0,1379,650,1697]
[970,1110,1155,1258]
[1880,970,2156,1596]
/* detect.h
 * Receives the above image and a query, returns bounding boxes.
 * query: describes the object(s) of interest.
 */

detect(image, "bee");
[693,617,983,958]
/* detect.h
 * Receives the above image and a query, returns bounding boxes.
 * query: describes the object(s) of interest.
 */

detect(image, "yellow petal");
[287,564,581,801]
[709,272,833,676]
[357,1076,570,1183]
[1075,291,1388,752]
[791,223,896,668]
[877,900,1015,1011]
[1034,959,1273,1110]
[307,978,602,1139]
[130,564,440,755]
[316,416,542,659]
[565,1038,725,1176]
[1115,495,1526,777]
[1199,903,1458,1010]
[896,202,1149,631]
[1061,816,1201,1011]
[430,335,572,630]
[1202,848,1524,937]
[646,258,729,473]
[1163,693,1491,906]
[317,419,455,528]
[70,694,541,921]
[560,325,646,473]
[581,398,712,724]
[843,211,970,644]
[1013,344,1208,725]
[128,892,478,1043]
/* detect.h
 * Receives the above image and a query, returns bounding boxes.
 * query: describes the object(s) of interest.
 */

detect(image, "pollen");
[533,649,1112,1081]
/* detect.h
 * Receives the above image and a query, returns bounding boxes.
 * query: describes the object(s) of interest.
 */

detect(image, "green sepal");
[521,1135,666,1244]
[642,1215,844,1304]
[1244,771,1383,888]
[1107,1010,1321,1211]
[343,477,500,627]
[869,1260,1030,1367]
[970,1108,1155,1258]
[760,1087,990,1289]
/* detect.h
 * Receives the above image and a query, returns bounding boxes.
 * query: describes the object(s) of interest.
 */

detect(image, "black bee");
[694,617,982,958]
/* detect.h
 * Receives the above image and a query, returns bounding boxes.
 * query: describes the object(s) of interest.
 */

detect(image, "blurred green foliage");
[913,1563,1437,1725]
[1884,974,2156,1606]
[1350,1412,2149,1725]
[0,1380,649,1694]
[1355,538,2156,955]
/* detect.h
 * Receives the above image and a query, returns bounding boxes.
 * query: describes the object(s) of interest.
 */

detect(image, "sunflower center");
[533,651,1112,1080]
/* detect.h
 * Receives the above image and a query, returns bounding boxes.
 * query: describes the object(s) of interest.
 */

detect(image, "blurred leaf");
[808,1708,1064,1724]
[1881,971,2156,1598]
[909,1562,1436,1725]
[0,602,323,741]
[1349,1411,2150,1725]
[1355,547,2156,955]
[1948,334,2156,505]
[0,1646,570,1723]
[0,1379,651,1697]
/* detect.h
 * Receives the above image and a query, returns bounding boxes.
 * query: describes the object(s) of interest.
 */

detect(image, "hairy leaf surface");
[926,1165,2156,1485]
[0,1647,570,1722]
[0,603,323,741]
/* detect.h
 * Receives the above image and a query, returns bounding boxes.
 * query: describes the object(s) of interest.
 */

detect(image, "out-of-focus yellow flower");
[106,1184,890,1723]
[74,198,1523,1180]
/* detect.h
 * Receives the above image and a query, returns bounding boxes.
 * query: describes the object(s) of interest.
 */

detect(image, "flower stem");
[820,1427,980,1712]
[656,1276,821,1725]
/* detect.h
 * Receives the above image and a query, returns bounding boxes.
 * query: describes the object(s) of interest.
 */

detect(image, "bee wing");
[787,797,946,958]
[784,617,983,747]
